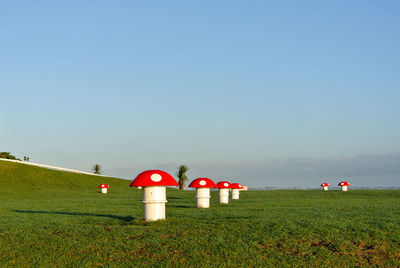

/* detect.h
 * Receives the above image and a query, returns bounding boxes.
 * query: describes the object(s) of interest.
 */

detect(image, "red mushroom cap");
[98,184,110,189]
[231,183,244,189]
[129,170,178,187]
[189,178,217,188]
[338,181,350,186]
[216,181,232,189]
[321,183,330,187]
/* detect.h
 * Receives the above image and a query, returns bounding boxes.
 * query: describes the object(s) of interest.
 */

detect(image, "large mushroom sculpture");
[321,183,330,191]
[231,183,244,199]
[129,170,178,221]
[98,184,110,194]
[338,181,350,191]
[216,181,232,204]
[188,178,217,208]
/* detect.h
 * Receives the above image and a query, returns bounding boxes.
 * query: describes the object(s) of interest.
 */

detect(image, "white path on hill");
[0,158,115,178]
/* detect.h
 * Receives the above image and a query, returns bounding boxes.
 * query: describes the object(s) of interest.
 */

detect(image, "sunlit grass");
[1,161,399,266]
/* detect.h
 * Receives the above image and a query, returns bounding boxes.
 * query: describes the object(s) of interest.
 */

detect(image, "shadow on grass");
[12,210,135,222]
[168,196,183,200]
[169,205,192,208]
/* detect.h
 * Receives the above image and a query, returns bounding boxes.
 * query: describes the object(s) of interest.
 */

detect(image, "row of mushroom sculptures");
[99,170,244,221]
[321,181,351,191]
[189,178,244,207]
[98,171,351,221]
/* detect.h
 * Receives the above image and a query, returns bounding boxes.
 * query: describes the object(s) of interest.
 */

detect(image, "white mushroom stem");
[142,186,167,221]
[219,188,230,204]
[101,188,107,194]
[196,188,211,208]
[232,189,240,199]
[341,186,348,191]
[323,186,328,191]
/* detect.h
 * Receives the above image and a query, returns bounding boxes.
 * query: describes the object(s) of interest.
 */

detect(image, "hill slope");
[0,160,131,193]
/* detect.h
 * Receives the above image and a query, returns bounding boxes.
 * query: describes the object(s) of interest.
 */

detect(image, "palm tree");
[93,164,101,175]
[177,165,189,190]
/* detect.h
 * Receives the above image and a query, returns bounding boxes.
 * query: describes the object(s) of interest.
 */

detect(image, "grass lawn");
[1,160,400,267]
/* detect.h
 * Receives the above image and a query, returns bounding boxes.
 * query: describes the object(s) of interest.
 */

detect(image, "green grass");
[1,161,400,267]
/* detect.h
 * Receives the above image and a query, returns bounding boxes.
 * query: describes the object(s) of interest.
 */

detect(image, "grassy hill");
[1,160,400,267]
[0,160,130,193]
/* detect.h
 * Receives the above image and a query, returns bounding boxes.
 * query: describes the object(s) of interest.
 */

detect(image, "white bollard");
[321,183,330,191]
[338,181,350,191]
[231,183,244,199]
[188,178,217,208]
[98,184,110,193]
[232,188,240,199]
[129,170,178,221]
[219,188,230,204]
[217,181,232,204]
[142,186,167,221]
[196,188,211,208]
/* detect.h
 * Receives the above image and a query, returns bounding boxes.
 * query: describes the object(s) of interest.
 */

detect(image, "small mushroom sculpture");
[98,184,110,194]
[188,178,217,208]
[129,170,178,221]
[338,181,350,191]
[321,183,330,191]
[231,183,244,199]
[216,181,232,204]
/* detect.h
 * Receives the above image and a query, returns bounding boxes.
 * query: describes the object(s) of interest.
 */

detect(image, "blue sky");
[1,1,400,187]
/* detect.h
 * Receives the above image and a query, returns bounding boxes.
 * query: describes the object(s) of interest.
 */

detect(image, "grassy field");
[0,161,400,267]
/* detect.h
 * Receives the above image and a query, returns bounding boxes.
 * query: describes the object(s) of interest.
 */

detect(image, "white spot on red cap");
[224,183,229,187]
[150,173,162,182]
[199,180,206,186]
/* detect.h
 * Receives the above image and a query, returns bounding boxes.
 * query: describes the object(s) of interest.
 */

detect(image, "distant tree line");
[0,152,30,162]
[0,152,21,161]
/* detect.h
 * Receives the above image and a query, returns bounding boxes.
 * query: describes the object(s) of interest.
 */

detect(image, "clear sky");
[1,1,400,187]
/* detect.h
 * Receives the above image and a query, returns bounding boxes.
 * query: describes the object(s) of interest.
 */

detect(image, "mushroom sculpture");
[98,184,110,194]
[216,181,232,204]
[338,181,350,191]
[321,183,330,191]
[188,178,217,208]
[231,183,244,199]
[129,170,178,221]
